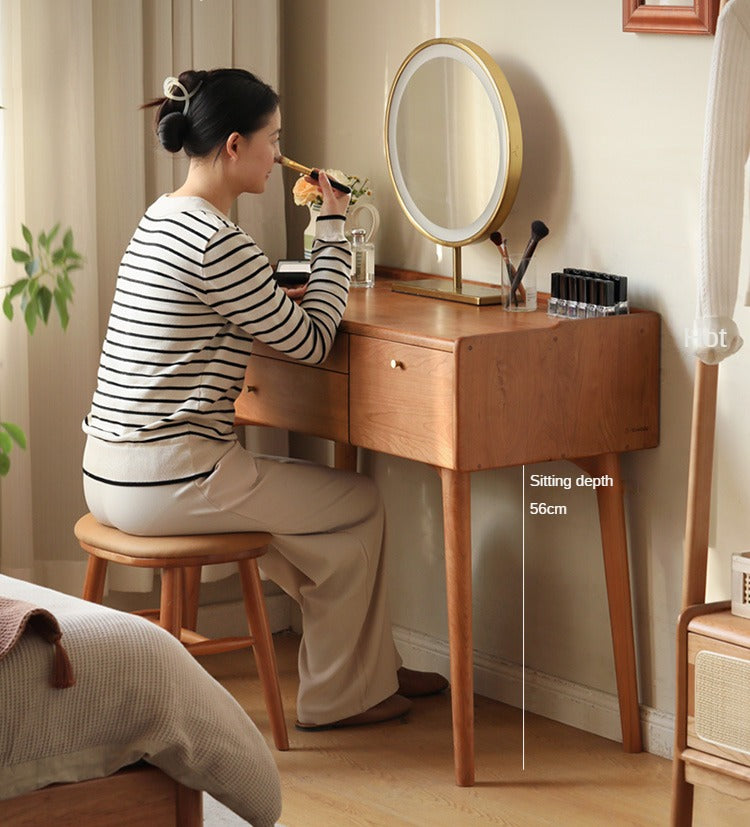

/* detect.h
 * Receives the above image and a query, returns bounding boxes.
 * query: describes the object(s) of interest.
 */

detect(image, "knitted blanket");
[0,596,75,688]
[0,575,281,826]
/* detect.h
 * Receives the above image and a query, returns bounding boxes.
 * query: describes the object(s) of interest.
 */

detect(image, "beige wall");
[281,0,746,726]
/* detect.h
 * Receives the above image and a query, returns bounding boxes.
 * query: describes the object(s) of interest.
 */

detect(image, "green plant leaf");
[2,422,27,448]
[0,430,11,454]
[9,278,28,299]
[24,299,37,334]
[5,224,81,340]
[56,274,72,300]
[37,286,52,322]
[0,452,10,477]
[53,288,70,329]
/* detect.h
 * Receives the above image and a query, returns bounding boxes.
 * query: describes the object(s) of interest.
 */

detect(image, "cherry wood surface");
[2,764,202,827]
[236,269,661,785]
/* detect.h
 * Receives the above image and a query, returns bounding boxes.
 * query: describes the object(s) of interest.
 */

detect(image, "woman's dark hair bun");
[158,111,189,153]
[143,68,279,159]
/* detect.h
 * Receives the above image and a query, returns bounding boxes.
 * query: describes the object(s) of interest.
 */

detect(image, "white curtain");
[0,0,285,594]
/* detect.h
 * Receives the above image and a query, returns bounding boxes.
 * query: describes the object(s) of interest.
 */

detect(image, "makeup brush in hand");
[510,220,549,306]
[276,155,351,194]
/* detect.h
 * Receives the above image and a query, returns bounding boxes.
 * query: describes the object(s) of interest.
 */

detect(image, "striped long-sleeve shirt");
[82,194,351,486]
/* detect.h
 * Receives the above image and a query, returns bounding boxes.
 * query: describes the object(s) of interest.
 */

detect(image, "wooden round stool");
[74,512,289,750]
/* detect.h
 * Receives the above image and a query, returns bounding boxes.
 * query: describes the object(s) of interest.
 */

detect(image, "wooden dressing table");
[235,268,660,786]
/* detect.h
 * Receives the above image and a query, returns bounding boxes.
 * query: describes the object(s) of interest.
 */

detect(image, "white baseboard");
[392,625,675,760]
[87,581,674,760]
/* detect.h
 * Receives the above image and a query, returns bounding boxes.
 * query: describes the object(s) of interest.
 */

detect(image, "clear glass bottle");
[350,228,374,288]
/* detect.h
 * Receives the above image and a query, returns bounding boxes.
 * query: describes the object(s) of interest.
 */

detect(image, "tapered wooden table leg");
[440,468,475,786]
[574,452,642,753]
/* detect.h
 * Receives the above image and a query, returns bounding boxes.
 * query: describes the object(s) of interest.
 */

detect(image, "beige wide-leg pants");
[83,442,401,725]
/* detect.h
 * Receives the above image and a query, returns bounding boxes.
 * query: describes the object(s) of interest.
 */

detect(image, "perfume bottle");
[350,228,374,288]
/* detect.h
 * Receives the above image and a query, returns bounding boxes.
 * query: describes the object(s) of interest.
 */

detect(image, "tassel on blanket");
[0,596,76,688]
[52,632,76,689]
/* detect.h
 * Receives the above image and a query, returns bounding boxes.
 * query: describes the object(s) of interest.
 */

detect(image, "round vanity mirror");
[385,38,522,304]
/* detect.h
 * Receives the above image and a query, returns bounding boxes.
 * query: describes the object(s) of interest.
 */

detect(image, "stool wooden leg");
[182,566,201,631]
[238,558,289,751]
[82,555,108,603]
[160,569,184,638]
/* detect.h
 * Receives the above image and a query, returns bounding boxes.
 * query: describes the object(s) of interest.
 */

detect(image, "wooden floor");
[200,633,749,826]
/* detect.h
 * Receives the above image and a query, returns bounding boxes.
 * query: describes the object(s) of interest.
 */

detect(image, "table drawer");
[236,355,348,442]
[687,631,750,768]
[349,336,455,466]
[250,334,349,373]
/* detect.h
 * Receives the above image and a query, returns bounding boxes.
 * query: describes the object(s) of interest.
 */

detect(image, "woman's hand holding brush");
[315,171,351,217]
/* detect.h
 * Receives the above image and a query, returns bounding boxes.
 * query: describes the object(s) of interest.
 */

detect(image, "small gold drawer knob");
[390,359,404,370]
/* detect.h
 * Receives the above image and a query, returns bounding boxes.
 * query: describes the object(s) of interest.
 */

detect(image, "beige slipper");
[397,667,449,698]
[295,693,412,731]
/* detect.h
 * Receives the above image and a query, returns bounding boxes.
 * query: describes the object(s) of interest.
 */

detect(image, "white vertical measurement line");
[522,464,526,771]
[435,0,441,37]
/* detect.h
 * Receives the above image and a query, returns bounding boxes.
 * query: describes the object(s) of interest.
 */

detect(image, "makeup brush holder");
[502,253,537,312]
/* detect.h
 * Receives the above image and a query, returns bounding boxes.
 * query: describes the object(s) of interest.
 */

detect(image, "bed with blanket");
[0,574,281,826]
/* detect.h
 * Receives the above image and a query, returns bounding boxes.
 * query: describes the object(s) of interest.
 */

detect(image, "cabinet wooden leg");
[439,468,475,786]
[671,754,694,826]
[573,452,642,753]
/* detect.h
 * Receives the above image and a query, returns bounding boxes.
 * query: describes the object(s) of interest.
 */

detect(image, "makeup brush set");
[489,221,628,318]
[490,220,549,309]
[548,269,629,318]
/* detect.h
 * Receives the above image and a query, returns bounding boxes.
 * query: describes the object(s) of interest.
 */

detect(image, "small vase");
[303,204,320,261]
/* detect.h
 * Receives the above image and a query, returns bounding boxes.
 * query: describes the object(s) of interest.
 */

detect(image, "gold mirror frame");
[623,0,719,34]
[385,38,522,305]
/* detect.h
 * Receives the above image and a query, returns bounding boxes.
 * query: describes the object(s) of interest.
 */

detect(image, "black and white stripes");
[82,195,350,485]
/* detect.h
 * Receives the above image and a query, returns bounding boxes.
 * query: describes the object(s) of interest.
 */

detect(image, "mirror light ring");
[385,38,522,248]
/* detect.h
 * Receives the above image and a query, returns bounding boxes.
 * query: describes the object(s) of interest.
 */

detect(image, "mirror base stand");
[390,245,505,306]
[391,278,505,306]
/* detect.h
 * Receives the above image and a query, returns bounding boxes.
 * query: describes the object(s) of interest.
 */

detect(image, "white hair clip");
[162,76,202,116]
